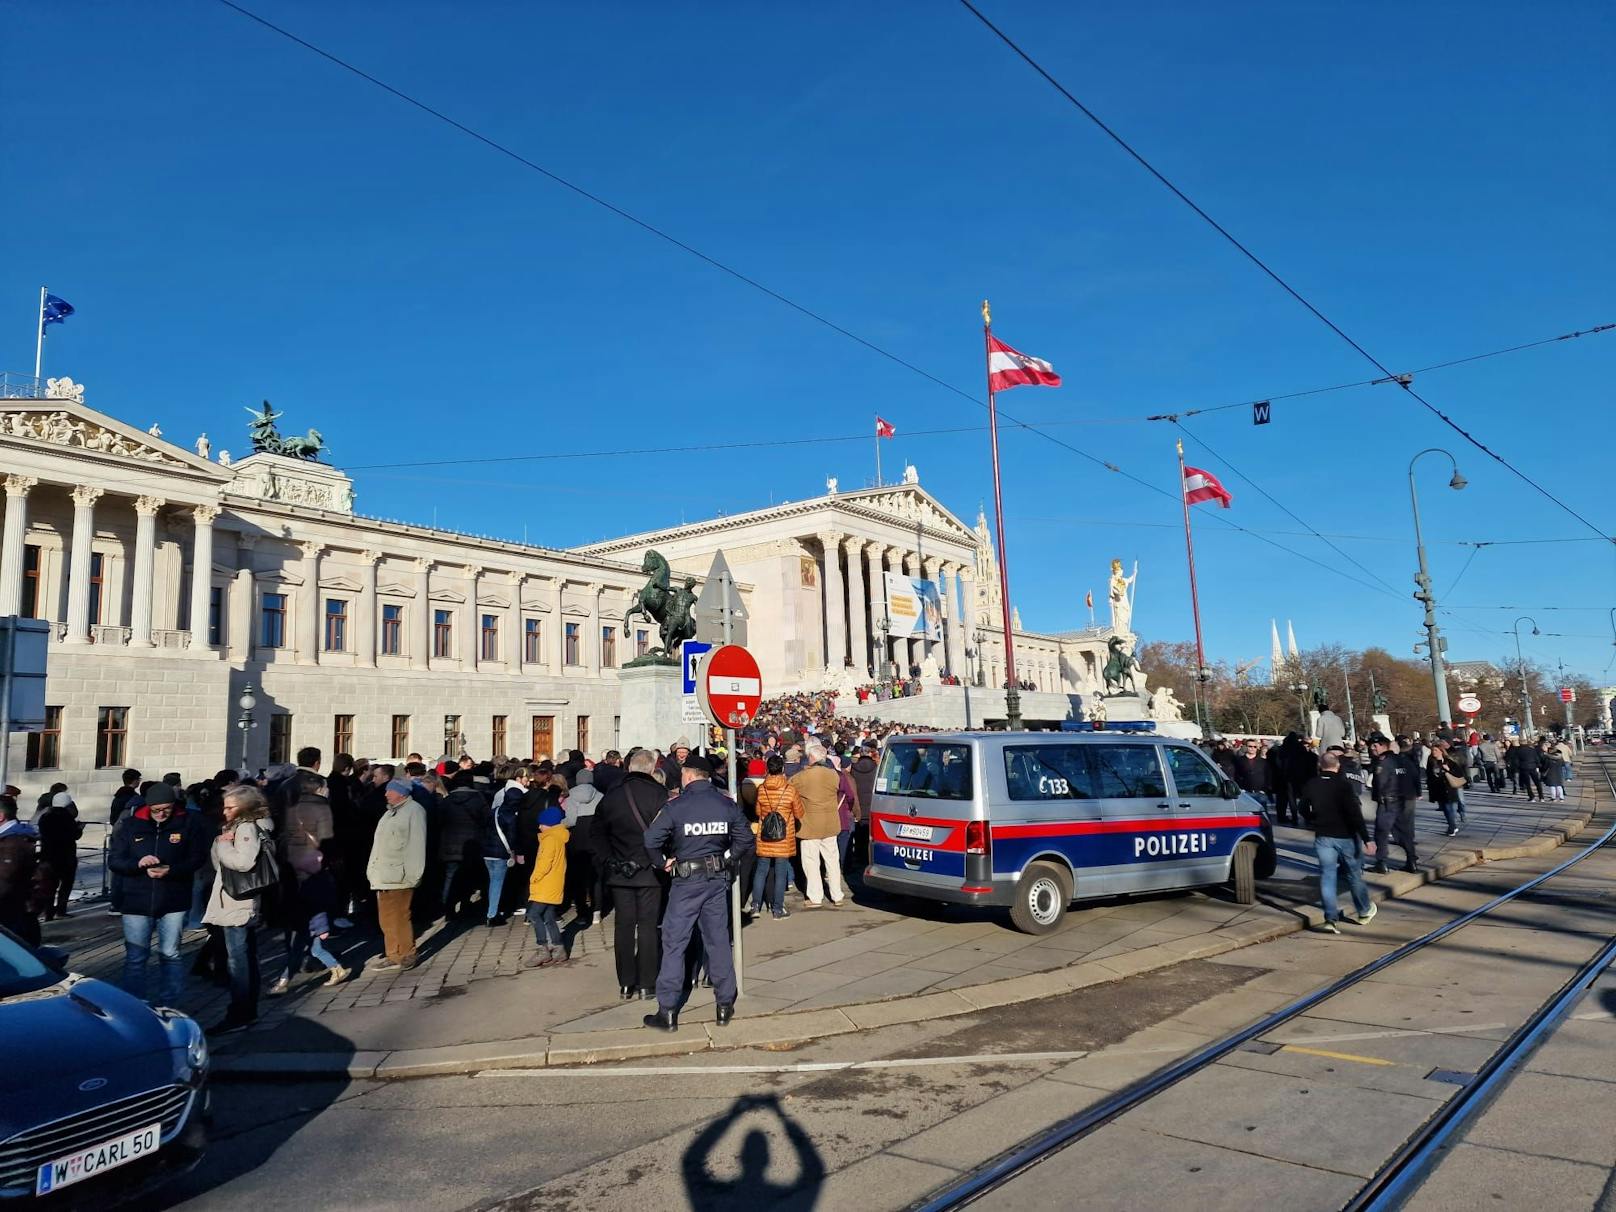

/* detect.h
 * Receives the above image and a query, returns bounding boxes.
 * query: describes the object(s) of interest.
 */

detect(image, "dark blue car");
[0,929,209,1205]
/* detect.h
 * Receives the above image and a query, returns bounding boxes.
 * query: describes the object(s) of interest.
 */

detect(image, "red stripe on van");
[872,813,966,852]
[994,815,1262,839]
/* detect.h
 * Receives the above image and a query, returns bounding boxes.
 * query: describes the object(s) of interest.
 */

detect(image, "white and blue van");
[862,732,1277,934]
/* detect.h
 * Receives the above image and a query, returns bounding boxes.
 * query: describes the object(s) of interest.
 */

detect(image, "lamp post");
[1290,678,1310,734]
[235,682,258,773]
[1513,616,1539,736]
[1408,448,1466,726]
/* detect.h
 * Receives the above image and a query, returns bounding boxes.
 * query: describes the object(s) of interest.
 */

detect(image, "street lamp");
[1290,679,1310,734]
[235,682,258,773]
[1513,616,1539,736]
[1408,448,1465,726]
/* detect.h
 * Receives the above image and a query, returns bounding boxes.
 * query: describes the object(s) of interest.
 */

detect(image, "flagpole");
[983,300,1022,730]
[1177,439,1211,738]
[875,425,882,487]
[34,286,46,380]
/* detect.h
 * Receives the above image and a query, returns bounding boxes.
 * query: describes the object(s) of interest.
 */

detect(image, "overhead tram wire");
[958,0,1616,548]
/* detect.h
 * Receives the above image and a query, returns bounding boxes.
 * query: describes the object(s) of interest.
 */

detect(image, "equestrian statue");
[622,549,697,664]
[1102,635,1142,695]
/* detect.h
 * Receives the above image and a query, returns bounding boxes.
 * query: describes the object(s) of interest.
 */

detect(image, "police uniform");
[642,764,754,1019]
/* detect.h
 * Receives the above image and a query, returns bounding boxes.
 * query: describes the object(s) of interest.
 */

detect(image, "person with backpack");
[204,784,276,1036]
[1367,734,1419,874]
[751,754,802,920]
[479,764,525,927]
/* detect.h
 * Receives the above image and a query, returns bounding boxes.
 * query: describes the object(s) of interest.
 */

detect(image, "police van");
[862,732,1277,934]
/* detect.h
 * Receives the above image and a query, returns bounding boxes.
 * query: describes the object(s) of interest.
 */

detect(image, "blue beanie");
[538,806,564,827]
[386,778,414,797]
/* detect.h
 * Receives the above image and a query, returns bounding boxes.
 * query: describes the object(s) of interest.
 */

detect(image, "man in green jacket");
[367,779,427,970]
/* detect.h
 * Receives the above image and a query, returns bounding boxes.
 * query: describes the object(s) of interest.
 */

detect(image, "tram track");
[913,755,1616,1212]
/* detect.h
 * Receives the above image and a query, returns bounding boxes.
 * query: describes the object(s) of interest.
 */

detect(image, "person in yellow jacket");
[524,806,568,968]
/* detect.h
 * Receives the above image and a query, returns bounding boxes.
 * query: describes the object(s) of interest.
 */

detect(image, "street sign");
[1456,693,1481,714]
[680,640,713,695]
[693,551,748,647]
[697,644,763,728]
[1559,687,1576,703]
[1252,400,1271,425]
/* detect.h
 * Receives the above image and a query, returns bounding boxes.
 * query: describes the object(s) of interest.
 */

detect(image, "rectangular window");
[443,714,462,755]
[481,614,499,661]
[381,604,403,655]
[600,626,616,669]
[524,618,542,664]
[268,713,293,764]
[564,622,580,666]
[390,714,410,756]
[95,706,130,769]
[324,598,348,652]
[576,715,590,754]
[88,552,104,626]
[1003,744,1098,801]
[433,609,453,658]
[21,545,41,618]
[333,714,354,756]
[877,742,974,800]
[491,714,508,757]
[1164,745,1224,797]
[208,585,223,645]
[261,592,287,648]
[1089,744,1168,800]
[26,705,63,771]
[635,628,649,659]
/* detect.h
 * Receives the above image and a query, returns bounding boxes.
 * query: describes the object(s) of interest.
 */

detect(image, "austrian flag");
[1183,464,1233,508]
[987,335,1061,392]
[875,416,895,438]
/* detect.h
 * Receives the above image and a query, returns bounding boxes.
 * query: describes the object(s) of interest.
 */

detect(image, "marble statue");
[195,433,210,459]
[825,476,838,494]
[1108,558,1138,637]
[1149,685,1185,722]
[147,422,162,437]
[217,449,232,467]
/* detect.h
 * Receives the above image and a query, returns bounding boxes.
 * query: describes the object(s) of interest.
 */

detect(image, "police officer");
[642,754,754,1031]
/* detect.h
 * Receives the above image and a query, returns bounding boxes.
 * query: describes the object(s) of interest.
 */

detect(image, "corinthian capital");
[70,485,104,509]
[4,475,38,498]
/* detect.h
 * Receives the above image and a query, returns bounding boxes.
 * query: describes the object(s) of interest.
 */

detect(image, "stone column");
[586,582,602,675]
[846,539,869,679]
[865,543,885,677]
[357,550,380,667]
[461,566,479,669]
[0,476,38,617]
[230,534,256,662]
[62,486,104,645]
[187,504,221,651]
[128,496,164,648]
[296,541,323,663]
[817,532,845,675]
[550,578,566,673]
[507,572,524,672]
[412,559,432,670]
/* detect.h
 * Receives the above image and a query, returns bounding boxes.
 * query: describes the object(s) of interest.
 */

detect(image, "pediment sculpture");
[1,407,187,467]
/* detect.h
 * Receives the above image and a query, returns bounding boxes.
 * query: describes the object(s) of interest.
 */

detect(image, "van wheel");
[1010,862,1072,935]
[1231,840,1257,905]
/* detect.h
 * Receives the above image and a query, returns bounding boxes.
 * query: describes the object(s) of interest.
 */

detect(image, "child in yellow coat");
[524,807,569,968]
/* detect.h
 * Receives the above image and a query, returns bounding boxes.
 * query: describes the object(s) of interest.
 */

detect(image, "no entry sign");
[1456,693,1481,715]
[697,644,763,728]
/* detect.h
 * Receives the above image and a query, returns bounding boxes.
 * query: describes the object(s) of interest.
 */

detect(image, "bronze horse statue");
[1102,636,1141,694]
[623,550,697,658]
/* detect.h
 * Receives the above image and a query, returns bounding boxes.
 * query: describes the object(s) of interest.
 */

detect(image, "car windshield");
[878,743,974,800]
[0,931,61,998]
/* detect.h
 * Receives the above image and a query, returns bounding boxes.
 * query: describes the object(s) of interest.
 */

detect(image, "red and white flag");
[987,334,1061,392]
[875,416,895,438]
[1183,464,1232,508]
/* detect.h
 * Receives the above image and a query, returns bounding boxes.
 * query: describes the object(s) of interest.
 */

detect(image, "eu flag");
[42,294,74,327]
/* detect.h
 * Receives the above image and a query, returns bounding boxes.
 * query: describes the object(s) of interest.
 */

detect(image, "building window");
[481,614,499,661]
[564,622,580,666]
[390,714,410,756]
[268,713,293,764]
[524,618,542,664]
[601,626,616,669]
[444,714,463,755]
[95,706,129,768]
[26,706,62,771]
[576,715,590,754]
[88,553,104,626]
[635,628,649,659]
[381,604,403,655]
[208,586,223,645]
[324,598,348,652]
[21,545,41,618]
[261,592,287,648]
[333,714,354,755]
[491,714,508,756]
[433,609,453,658]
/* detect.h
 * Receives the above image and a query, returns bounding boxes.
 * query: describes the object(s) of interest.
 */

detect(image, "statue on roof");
[245,400,326,461]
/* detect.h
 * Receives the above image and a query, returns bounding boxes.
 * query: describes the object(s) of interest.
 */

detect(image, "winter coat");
[0,820,39,922]
[283,793,334,875]
[593,771,668,889]
[592,763,625,796]
[367,799,427,891]
[1477,740,1501,764]
[1516,746,1543,776]
[1302,772,1369,842]
[1541,752,1566,788]
[34,804,82,864]
[753,776,802,860]
[203,817,273,928]
[481,785,521,861]
[528,825,568,904]
[437,786,488,863]
[790,763,842,840]
[848,756,878,818]
[1426,754,1464,804]
[562,781,603,829]
[107,805,210,917]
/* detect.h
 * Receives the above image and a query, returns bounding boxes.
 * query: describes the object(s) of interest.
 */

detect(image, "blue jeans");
[752,857,789,914]
[187,868,210,931]
[1315,836,1372,922]
[220,924,260,1023]
[1436,798,1460,830]
[529,902,561,948]
[483,858,508,920]
[836,828,851,868]
[121,911,187,1005]
[282,927,341,980]
[440,859,463,911]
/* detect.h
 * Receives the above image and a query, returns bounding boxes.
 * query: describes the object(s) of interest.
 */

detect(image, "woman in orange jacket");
[751,754,803,919]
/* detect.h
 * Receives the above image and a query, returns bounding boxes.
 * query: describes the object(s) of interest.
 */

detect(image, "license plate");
[895,823,933,841]
[36,1122,161,1195]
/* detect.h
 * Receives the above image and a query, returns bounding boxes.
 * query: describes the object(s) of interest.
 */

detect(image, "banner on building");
[883,573,942,640]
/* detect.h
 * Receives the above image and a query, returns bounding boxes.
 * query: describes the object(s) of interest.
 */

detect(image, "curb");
[214,801,1598,1082]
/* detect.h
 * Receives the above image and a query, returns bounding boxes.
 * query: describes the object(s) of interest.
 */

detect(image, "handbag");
[220,826,281,899]
[1442,769,1466,791]
[761,811,788,843]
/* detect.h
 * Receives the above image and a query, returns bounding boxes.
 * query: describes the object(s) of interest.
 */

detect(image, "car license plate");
[895,823,933,841]
[36,1122,161,1196]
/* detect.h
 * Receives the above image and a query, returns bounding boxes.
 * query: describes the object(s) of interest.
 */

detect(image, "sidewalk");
[41,775,1598,1079]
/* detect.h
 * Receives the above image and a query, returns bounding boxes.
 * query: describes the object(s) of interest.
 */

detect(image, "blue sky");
[4,1,1612,683]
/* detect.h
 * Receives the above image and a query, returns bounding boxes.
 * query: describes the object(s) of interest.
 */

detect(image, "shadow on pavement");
[681,1094,826,1211]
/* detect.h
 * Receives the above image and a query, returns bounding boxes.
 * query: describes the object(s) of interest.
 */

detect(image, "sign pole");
[721,571,743,997]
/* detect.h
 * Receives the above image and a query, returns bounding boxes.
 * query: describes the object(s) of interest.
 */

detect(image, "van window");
[1003,745,1098,801]
[1089,744,1167,799]
[1164,746,1223,796]
[878,742,974,800]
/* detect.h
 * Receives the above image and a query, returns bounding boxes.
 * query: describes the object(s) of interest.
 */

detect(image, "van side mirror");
[1220,779,1240,800]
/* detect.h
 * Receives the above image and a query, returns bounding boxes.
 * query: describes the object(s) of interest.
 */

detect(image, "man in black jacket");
[108,783,210,1005]
[1301,752,1377,934]
[592,750,669,999]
